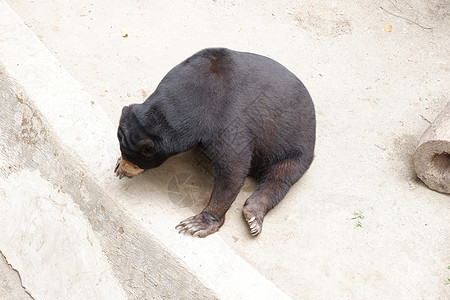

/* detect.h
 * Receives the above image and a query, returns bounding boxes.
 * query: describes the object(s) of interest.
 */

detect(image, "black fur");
[117,48,316,237]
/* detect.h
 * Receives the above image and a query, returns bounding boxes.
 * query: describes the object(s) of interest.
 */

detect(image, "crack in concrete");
[0,250,35,300]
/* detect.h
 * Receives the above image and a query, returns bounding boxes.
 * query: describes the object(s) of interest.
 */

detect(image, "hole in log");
[431,152,450,176]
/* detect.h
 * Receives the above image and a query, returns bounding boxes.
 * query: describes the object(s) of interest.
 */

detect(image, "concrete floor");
[3,0,450,299]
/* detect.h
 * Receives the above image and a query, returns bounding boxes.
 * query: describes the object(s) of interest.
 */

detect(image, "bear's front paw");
[175,212,224,238]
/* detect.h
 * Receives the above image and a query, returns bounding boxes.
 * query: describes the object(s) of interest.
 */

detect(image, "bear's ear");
[137,139,155,157]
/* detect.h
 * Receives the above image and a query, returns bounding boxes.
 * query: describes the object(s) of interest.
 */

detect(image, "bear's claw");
[176,212,224,238]
[243,208,263,237]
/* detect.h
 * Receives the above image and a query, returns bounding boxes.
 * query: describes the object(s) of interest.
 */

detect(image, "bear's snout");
[115,157,144,179]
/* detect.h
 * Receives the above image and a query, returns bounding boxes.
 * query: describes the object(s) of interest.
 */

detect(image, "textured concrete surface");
[0,65,125,299]
[0,252,32,300]
[2,0,450,299]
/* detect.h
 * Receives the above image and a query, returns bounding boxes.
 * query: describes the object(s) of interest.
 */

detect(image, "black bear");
[115,48,316,237]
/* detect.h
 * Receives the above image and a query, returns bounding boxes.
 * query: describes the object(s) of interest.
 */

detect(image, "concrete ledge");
[0,1,288,299]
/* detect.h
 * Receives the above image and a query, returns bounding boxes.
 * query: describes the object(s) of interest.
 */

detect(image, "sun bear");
[115,48,316,237]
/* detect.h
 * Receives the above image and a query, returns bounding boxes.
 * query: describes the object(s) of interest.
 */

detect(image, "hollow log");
[413,101,450,194]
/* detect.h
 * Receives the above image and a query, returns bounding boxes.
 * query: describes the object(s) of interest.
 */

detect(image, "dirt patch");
[293,5,351,37]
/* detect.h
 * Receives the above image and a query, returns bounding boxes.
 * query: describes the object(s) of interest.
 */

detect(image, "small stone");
[121,27,128,37]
